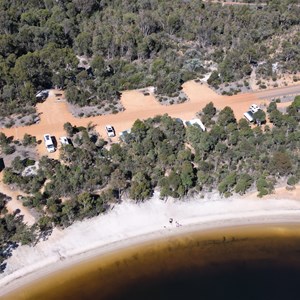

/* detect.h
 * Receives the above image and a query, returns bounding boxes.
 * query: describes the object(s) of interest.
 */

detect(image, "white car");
[59,136,69,145]
[249,104,259,113]
[43,134,55,153]
[105,125,115,137]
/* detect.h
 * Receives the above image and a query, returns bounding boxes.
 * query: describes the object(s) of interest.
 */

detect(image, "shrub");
[2,144,15,155]
[287,176,298,186]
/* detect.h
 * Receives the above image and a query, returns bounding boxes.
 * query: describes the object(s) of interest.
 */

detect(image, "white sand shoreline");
[1,193,300,296]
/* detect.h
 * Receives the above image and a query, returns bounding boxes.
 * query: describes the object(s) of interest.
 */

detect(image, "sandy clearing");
[0,190,300,297]
[0,81,296,159]
[0,173,35,225]
[242,185,300,202]
[121,90,163,112]
[276,101,293,109]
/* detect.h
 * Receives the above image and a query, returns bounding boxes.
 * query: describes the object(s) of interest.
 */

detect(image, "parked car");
[105,125,115,137]
[249,104,259,113]
[59,136,69,145]
[43,134,55,153]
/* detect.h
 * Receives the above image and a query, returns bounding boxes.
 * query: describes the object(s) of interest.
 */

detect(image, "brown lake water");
[3,224,300,300]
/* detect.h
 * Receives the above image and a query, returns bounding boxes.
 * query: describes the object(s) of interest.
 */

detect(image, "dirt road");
[1,81,296,154]
[254,84,300,99]
[202,0,300,8]
[202,0,267,7]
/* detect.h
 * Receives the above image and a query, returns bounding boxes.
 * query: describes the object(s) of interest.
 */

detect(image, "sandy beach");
[0,187,300,297]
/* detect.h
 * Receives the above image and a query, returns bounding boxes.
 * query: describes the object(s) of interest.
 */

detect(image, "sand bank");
[0,190,300,297]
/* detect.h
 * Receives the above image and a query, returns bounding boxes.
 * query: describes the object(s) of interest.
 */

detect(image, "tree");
[180,161,195,194]
[64,122,75,137]
[110,169,127,201]
[253,110,266,125]
[38,216,53,232]
[267,101,277,114]
[218,172,237,195]
[77,192,95,217]
[269,109,284,126]
[256,176,274,197]
[202,102,217,118]
[73,0,99,15]
[287,176,298,186]
[292,95,300,111]
[11,156,24,173]
[131,119,149,142]
[238,118,250,130]
[270,152,292,176]
[207,71,221,87]
[218,107,236,126]
[13,52,51,88]
[129,172,151,201]
[0,133,8,146]
[75,32,92,56]
[235,174,253,195]
[286,96,300,121]
[90,55,105,77]
[23,134,36,146]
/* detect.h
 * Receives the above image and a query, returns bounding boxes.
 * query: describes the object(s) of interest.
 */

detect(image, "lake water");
[3,224,300,300]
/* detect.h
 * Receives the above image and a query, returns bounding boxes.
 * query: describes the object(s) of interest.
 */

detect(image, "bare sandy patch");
[121,89,163,112]
[241,185,300,202]
[0,173,35,225]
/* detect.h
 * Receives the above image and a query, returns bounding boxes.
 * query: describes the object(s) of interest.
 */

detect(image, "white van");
[44,134,55,153]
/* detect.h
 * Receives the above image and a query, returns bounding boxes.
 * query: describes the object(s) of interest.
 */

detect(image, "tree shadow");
[51,136,57,148]
[0,241,19,273]
[34,227,53,245]
[7,136,14,143]
[0,262,7,273]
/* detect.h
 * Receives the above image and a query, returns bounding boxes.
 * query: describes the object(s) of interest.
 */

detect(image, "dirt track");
[0,81,296,220]
[202,0,267,6]
[1,80,294,158]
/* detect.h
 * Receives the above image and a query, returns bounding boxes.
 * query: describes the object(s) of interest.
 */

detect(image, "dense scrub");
[0,0,300,116]
[0,193,37,271]
[2,97,299,231]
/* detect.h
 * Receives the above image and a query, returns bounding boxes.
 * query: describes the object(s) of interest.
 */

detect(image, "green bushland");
[0,0,300,116]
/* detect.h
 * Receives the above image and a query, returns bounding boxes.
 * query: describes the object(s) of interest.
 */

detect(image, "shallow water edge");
[3,223,300,300]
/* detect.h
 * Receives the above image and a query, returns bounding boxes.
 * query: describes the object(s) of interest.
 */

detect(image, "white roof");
[185,118,206,131]
[244,112,254,122]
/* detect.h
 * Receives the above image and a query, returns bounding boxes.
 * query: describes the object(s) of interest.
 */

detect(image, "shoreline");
[0,192,300,297]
